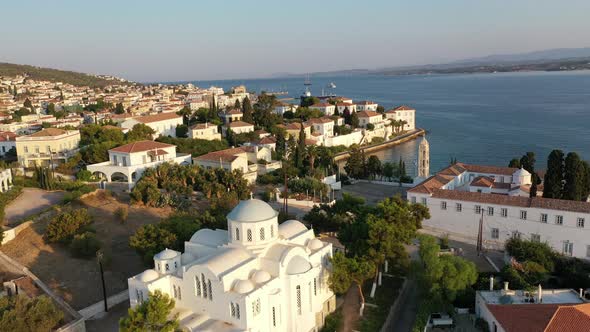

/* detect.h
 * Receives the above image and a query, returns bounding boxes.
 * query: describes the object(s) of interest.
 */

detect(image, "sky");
[1,0,590,82]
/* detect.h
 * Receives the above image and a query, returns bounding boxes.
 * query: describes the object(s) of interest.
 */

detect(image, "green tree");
[328,252,375,316]
[234,99,241,109]
[508,158,521,168]
[366,155,382,180]
[115,102,126,114]
[563,152,586,201]
[119,290,179,332]
[543,150,565,199]
[382,162,396,181]
[126,123,156,141]
[350,112,359,128]
[176,106,192,125]
[300,96,320,108]
[275,129,286,160]
[175,124,188,138]
[241,96,254,123]
[46,102,55,114]
[376,105,385,113]
[46,208,93,243]
[24,98,33,110]
[0,295,63,332]
[344,145,365,179]
[294,124,306,169]
[129,224,177,265]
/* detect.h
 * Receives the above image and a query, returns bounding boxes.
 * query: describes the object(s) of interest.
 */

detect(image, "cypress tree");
[563,152,585,201]
[508,158,521,168]
[543,150,565,199]
[234,99,241,110]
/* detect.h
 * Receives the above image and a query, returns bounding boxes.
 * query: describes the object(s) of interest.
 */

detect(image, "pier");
[333,128,426,162]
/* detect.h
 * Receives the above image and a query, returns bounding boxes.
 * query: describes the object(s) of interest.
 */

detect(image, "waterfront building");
[15,128,80,167]
[306,117,334,138]
[407,162,590,259]
[357,111,384,129]
[476,283,590,332]
[121,112,184,138]
[335,103,356,115]
[189,123,221,140]
[274,102,297,116]
[86,140,191,187]
[309,103,336,116]
[127,199,335,332]
[384,105,416,131]
[355,101,379,112]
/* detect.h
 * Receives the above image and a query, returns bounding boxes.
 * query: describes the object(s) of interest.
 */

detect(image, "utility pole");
[96,250,108,312]
[283,168,288,215]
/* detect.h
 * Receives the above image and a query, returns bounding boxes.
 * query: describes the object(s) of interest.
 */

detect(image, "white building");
[127,199,336,332]
[189,123,221,140]
[357,111,384,129]
[407,162,590,259]
[335,103,356,115]
[355,101,378,112]
[384,105,415,131]
[274,102,297,116]
[121,112,184,138]
[306,117,334,138]
[86,140,191,187]
[309,103,336,116]
[475,283,590,332]
[223,121,255,135]
[0,169,13,192]
[0,131,16,156]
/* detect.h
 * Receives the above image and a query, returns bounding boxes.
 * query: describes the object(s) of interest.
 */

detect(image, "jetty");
[333,128,426,162]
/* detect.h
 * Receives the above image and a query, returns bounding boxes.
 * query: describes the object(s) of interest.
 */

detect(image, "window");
[165,263,169,271]
[195,276,201,296]
[235,228,240,241]
[501,208,508,218]
[440,201,447,210]
[456,203,462,212]
[555,215,563,225]
[177,286,182,300]
[314,278,317,296]
[252,298,261,316]
[201,274,207,298]
[475,205,482,214]
[231,303,236,317]
[236,303,240,319]
[411,196,416,204]
[270,225,274,238]
[488,207,494,216]
[491,228,499,239]
[260,228,265,240]
[24,146,28,153]
[511,231,521,240]
[577,218,585,228]
[563,241,573,256]
[541,213,548,223]
[520,210,527,220]
[208,280,212,300]
[272,307,276,327]
[247,229,252,242]
[421,197,427,205]
[531,234,541,242]
[296,285,302,315]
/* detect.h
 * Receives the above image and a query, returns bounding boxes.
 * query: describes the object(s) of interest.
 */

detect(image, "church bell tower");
[418,136,430,178]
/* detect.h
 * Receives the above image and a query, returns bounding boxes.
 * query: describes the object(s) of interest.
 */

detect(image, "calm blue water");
[187,71,590,176]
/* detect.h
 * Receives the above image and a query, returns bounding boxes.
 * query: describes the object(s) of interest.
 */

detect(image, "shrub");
[76,170,93,181]
[366,123,375,130]
[69,232,102,258]
[0,295,64,332]
[46,209,93,243]
[475,318,490,332]
[320,310,342,332]
[440,234,450,249]
[115,206,129,224]
[505,238,556,272]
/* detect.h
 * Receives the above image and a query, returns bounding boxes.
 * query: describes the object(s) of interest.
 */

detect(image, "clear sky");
[2,0,589,82]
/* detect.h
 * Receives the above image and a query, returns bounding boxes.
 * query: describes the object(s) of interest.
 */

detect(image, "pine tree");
[295,124,306,169]
[543,149,565,199]
[275,130,286,160]
[563,152,585,201]
[242,96,254,123]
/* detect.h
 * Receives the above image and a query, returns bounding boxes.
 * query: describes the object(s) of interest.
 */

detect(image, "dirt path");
[4,188,65,225]
[340,285,361,332]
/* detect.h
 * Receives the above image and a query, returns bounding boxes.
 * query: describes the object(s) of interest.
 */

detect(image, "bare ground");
[0,190,173,310]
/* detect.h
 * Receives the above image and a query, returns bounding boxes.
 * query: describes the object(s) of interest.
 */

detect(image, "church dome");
[138,269,160,283]
[154,248,179,260]
[233,279,255,294]
[227,199,278,223]
[251,270,271,284]
[513,167,531,177]
[278,220,308,239]
[307,238,324,251]
[287,256,312,275]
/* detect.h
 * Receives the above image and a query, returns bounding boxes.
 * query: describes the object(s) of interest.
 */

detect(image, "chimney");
[538,284,543,303]
[489,276,494,291]
[504,282,509,291]
[580,288,584,299]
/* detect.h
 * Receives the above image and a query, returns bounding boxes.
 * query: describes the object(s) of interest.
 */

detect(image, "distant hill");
[449,47,590,66]
[0,62,135,88]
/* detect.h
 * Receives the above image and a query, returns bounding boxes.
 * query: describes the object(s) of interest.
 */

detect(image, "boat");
[328,82,336,88]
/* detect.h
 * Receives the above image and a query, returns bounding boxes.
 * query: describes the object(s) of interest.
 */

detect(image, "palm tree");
[399,120,408,133]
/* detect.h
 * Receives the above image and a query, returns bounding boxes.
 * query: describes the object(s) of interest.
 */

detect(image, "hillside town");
[0,72,590,332]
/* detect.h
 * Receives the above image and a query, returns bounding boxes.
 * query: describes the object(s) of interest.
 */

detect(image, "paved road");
[387,244,420,332]
[4,188,65,225]
[86,301,129,332]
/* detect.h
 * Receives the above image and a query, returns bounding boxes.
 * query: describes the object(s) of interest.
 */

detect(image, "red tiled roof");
[471,176,494,187]
[394,105,414,111]
[27,128,71,137]
[134,112,182,124]
[306,117,334,124]
[193,147,248,163]
[257,136,276,144]
[227,120,254,128]
[546,304,590,332]
[356,110,381,118]
[487,304,560,332]
[110,140,175,153]
[309,103,334,108]
[459,162,517,176]
[0,131,17,141]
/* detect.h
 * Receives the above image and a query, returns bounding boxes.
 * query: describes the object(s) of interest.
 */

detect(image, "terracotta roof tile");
[356,110,381,118]
[227,120,254,128]
[471,176,494,187]
[110,140,175,153]
[134,112,182,124]
[545,304,590,332]
[27,128,70,137]
[487,304,560,332]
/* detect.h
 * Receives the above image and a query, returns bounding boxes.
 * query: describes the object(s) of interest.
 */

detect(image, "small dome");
[513,167,531,177]
[286,256,312,275]
[233,279,255,294]
[227,199,278,223]
[154,248,179,260]
[181,253,196,265]
[251,270,271,284]
[308,238,324,251]
[138,269,160,283]
[278,220,308,239]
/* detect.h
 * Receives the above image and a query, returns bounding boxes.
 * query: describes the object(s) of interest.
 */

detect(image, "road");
[4,188,65,225]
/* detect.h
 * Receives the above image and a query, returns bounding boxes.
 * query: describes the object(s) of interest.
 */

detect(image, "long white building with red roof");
[408,162,590,259]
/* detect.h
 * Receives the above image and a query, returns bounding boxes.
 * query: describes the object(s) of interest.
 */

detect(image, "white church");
[128,199,336,332]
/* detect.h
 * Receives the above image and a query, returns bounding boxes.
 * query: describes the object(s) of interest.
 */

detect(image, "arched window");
[165,263,169,271]
[157,263,161,272]
[296,285,302,315]
[260,227,265,241]
[314,278,317,296]
[235,228,240,241]
[195,276,201,296]
[230,303,236,317]
[208,279,213,301]
[174,261,177,269]
[236,303,240,319]
[272,307,276,326]
[247,229,252,242]
[202,274,207,298]
[270,225,274,237]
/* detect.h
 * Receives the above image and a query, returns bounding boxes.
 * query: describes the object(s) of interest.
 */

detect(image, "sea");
[185,71,590,177]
